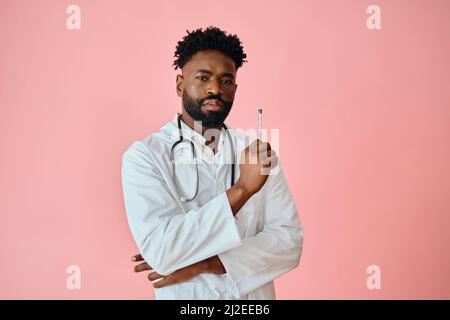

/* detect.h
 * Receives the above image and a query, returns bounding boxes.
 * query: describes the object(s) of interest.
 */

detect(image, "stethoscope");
[170,113,236,202]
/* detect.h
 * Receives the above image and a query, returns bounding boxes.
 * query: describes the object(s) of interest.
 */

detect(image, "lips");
[202,99,223,111]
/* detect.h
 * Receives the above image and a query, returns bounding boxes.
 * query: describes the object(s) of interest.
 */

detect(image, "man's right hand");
[226,139,278,215]
[236,139,278,195]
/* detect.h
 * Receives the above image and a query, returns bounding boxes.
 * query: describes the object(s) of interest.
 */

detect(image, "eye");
[221,79,233,85]
[196,76,207,81]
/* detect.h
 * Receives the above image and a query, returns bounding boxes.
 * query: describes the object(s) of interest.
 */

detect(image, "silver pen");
[257,108,262,141]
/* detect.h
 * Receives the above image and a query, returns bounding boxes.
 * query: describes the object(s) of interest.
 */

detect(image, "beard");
[182,91,233,129]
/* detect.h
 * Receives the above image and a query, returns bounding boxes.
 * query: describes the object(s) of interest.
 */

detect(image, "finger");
[259,149,274,161]
[258,144,272,159]
[261,158,271,167]
[134,261,152,273]
[257,141,271,152]
[131,254,144,262]
[249,141,259,161]
[153,275,176,289]
[247,144,259,165]
[270,155,279,169]
[262,155,278,168]
[261,151,276,165]
[148,272,163,281]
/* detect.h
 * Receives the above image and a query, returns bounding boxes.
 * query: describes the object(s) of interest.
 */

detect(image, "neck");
[180,110,222,151]
[180,110,222,134]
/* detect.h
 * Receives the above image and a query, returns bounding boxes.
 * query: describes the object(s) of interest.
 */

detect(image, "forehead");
[182,50,236,75]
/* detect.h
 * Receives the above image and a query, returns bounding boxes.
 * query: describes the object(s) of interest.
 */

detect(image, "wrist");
[204,256,226,275]
[226,181,254,216]
[233,181,253,199]
[200,257,212,274]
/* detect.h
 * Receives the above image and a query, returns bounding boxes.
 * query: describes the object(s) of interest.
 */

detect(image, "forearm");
[226,183,253,216]
[151,185,251,275]
[204,255,226,274]
[131,192,242,275]
[123,142,246,276]
[218,227,303,297]
[159,183,252,270]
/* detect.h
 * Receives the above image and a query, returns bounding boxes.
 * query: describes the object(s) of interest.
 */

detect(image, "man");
[121,26,303,299]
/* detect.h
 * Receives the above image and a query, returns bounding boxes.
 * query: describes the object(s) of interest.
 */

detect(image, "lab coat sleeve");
[121,141,242,276]
[217,165,303,298]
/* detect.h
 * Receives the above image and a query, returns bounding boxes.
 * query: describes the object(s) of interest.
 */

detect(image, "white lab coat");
[121,113,303,299]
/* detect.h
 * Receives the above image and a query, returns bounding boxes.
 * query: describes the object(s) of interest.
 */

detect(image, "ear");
[176,74,184,97]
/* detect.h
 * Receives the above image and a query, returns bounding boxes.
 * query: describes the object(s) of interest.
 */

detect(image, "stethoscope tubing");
[170,113,235,202]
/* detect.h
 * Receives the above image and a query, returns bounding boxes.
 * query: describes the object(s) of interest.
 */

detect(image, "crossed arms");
[122,141,303,297]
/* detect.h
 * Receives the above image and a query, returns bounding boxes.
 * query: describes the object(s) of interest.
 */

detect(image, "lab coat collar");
[170,113,227,149]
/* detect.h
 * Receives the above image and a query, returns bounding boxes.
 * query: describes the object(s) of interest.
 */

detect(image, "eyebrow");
[196,69,235,79]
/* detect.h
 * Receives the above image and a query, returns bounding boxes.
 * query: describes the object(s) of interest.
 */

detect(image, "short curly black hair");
[173,26,247,71]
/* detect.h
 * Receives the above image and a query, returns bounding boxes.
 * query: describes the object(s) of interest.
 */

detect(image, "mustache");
[198,95,226,105]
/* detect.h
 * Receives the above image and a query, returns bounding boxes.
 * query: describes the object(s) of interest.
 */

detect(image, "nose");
[205,79,222,96]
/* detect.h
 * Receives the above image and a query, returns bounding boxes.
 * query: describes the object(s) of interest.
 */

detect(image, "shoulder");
[123,136,173,172]
[122,118,178,163]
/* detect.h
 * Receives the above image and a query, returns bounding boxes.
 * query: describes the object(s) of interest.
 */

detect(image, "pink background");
[1,0,449,299]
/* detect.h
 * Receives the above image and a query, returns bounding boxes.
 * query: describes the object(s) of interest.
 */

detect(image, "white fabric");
[121,113,303,299]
